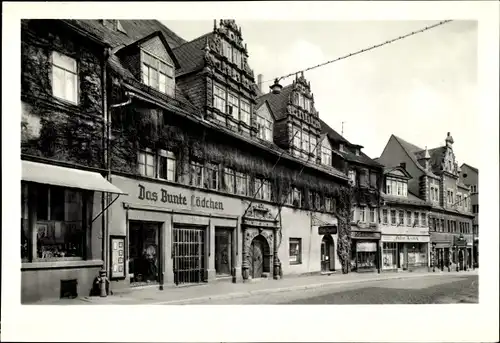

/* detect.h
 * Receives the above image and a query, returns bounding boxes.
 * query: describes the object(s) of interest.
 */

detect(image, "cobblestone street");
[184,274,478,304]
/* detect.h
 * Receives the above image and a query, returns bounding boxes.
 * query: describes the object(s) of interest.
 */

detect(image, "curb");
[149,271,477,305]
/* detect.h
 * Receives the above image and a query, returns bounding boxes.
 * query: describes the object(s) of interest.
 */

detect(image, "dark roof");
[461,163,478,174]
[172,33,212,76]
[256,85,294,121]
[382,192,431,207]
[392,135,438,178]
[62,19,186,49]
[320,120,382,168]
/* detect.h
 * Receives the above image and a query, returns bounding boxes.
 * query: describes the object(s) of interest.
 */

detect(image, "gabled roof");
[382,191,431,207]
[461,163,478,174]
[62,19,186,49]
[172,33,213,76]
[391,135,438,178]
[383,165,413,180]
[117,30,182,69]
[256,85,294,121]
[256,99,276,121]
[320,120,382,168]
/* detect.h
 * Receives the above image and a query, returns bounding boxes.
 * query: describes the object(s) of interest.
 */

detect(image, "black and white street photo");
[2,2,499,343]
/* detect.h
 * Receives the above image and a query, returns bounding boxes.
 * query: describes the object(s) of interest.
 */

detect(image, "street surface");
[184,274,478,304]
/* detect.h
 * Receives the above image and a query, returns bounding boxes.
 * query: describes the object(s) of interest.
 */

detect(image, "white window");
[414,212,419,226]
[227,92,239,119]
[232,48,242,68]
[290,187,302,207]
[299,94,305,108]
[302,130,309,152]
[240,99,251,125]
[138,150,156,177]
[406,211,412,226]
[339,144,345,152]
[222,40,232,60]
[190,161,204,187]
[205,163,219,190]
[254,178,271,201]
[310,135,317,156]
[256,113,273,141]
[293,127,301,149]
[158,150,176,181]
[141,51,175,96]
[348,170,356,185]
[398,210,404,225]
[213,84,226,113]
[289,238,302,264]
[321,139,332,166]
[390,210,396,225]
[359,206,366,222]
[403,183,408,197]
[224,168,236,193]
[422,212,427,226]
[52,51,78,104]
[382,209,388,224]
[369,208,376,223]
[235,171,249,196]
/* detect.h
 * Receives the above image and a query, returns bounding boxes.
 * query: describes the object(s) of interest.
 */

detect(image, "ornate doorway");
[249,235,270,279]
[321,235,335,272]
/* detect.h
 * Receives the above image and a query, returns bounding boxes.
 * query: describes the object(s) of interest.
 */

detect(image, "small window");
[190,161,204,187]
[398,210,404,226]
[369,207,376,223]
[240,99,251,125]
[289,238,302,264]
[227,92,239,119]
[213,83,226,114]
[382,209,388,224]
[205,163,219,190]
[138,150,156,177]
[406,211,412,226]
[422,213,427,226]
[52,51,78,104]
[414,212,420,226]
[290,187,302,207]
[256,112,273,141]
[348,170,356,185]
[254,178,271,201]
[158,150,176,182]
[223,168,236,194]
[359,206,366,222]
[235,171,249,196]
[141,51,175,96]
[390,210,396,225]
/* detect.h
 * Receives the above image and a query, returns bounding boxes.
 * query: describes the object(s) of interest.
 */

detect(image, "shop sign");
[382,235,430,243]
[357,242,377,252]
[137,184,225,211]
[352,231,381,239]
[318,225,338,235]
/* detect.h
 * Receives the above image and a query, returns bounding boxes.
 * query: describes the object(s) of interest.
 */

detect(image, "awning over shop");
[22,160,126,195]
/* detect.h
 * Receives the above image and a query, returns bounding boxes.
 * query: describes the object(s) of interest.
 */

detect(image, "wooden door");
[321,241,328,272]
[250,240,264,278]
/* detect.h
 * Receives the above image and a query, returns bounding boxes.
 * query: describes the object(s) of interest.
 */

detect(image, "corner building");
[74,19,353,291]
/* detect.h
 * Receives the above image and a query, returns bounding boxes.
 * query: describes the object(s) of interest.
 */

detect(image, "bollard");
[99,269,108,297]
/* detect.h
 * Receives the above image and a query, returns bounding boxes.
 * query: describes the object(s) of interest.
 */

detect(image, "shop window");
[382,242,397,269]
[24,184,86,261]
[407,243,427,267]
[129,221,160,284]
[158,150,176,182]
[215,229,232,276]
[406,211,412,226]
[190,161,204,187]
[235,171,249,196]
[398,210,404,226]
[355,242,377,270]
[205,163,219,190]
[390,210,396,225]
[382,209,388,224]
[369,207,376,223]
[138,150,156,177]
[51,51,78,104]
[289,238,302,265]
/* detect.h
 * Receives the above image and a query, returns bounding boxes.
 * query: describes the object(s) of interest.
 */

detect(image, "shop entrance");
[173,227,206,285]
[129,221,161,286]
[215,228,232,276]
[249,235,270,279]
[321,235,335,272]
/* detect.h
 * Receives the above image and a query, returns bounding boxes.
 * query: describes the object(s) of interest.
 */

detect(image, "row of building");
[20,19,479,303]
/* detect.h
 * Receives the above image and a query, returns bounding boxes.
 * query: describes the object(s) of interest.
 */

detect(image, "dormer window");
[141,50,174,97]
[386,177,408,197]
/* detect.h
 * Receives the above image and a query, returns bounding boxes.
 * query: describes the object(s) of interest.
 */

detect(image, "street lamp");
[269,78,283,94]
[453,244,458,272]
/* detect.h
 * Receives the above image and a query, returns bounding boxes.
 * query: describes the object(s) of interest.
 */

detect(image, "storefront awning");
[22,161,126,195]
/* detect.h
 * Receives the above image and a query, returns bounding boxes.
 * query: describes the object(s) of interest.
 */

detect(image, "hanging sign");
[318,225,338,235]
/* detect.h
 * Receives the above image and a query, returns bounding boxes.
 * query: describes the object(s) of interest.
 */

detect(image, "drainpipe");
[101,47,109,275]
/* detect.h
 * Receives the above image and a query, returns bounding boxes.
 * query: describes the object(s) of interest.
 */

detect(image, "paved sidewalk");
[33,269,478,305]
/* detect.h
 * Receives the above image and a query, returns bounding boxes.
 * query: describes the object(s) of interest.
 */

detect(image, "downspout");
[101,47,109,271]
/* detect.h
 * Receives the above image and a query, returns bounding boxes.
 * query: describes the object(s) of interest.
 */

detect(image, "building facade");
[58,19,352,293]
[20,19,130,303]
[378,133,475,273]
[459,163,479,267]
[378,165,431,272]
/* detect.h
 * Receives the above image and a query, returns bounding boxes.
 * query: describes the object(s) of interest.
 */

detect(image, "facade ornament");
[445,132,454,147]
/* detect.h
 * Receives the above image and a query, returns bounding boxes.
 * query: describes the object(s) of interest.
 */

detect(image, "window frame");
[157,149,177,182]
[51,50,79,104]
[240,99,251,125]
[190,161,204,187]
[213,83,227,114]
[289,238,302,265]
[382,209,388,224]
[138,149,156,178]
[141,50,175,96]
[256,111,273,141]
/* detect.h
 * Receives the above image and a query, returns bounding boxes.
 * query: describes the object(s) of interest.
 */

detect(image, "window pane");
[53,51,77,72]
[50,186,66,221]
[146,165,155,177]
[142,64,150,86]
[159,73,167,93]
[65,71,77,103]
[36,184,49,221]
[52,67,66,100]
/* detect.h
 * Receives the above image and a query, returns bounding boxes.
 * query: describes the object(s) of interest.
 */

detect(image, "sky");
[163,20,478,168]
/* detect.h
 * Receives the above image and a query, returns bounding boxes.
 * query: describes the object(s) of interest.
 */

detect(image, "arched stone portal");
[321,234,335,272]
[248,235,271,279]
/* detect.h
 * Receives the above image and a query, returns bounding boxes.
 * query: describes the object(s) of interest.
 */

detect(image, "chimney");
[400,162,406,169]
[257,74,263,93]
